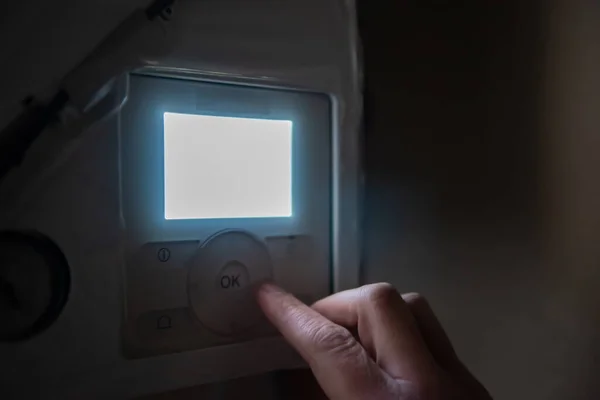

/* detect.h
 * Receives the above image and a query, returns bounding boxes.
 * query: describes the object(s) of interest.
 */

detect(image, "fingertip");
[256,281,282,295]
[254,281,284,302]
[254,282,291,311]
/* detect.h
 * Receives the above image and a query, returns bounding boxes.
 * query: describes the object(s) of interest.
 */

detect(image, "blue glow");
[164,112,293,220]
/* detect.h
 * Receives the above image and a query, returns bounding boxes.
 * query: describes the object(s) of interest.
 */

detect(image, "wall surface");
[359,1,600,399]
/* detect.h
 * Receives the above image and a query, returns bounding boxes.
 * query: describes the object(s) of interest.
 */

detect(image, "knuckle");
[309,323,358,355]
[403,292,430,309]
[361,282,399,307]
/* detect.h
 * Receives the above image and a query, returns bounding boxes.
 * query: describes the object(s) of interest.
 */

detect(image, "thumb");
[256,283,390,400]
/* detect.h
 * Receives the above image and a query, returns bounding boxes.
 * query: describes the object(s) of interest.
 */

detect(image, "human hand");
[256,283,492,400]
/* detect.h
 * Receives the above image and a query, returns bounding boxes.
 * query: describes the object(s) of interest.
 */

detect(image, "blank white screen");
[164,112,293,220]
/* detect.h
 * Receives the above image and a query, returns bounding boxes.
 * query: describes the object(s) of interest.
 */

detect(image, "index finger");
[256,283,389,400]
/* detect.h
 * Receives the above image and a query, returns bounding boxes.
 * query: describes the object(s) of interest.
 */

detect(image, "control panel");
[120,75,332,358]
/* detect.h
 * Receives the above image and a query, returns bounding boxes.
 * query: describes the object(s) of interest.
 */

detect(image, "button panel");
[123,233,313,358]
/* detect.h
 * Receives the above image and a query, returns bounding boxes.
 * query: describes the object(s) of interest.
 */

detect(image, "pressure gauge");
[0,231,70,342]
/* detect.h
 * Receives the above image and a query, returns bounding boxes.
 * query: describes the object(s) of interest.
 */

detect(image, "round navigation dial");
[187,230,272,336]
[0,231,70,342]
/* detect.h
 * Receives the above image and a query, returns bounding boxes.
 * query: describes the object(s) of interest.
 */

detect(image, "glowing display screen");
[164,112,293,220]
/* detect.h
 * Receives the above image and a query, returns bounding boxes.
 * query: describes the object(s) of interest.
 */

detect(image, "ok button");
[216,261,250,290]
